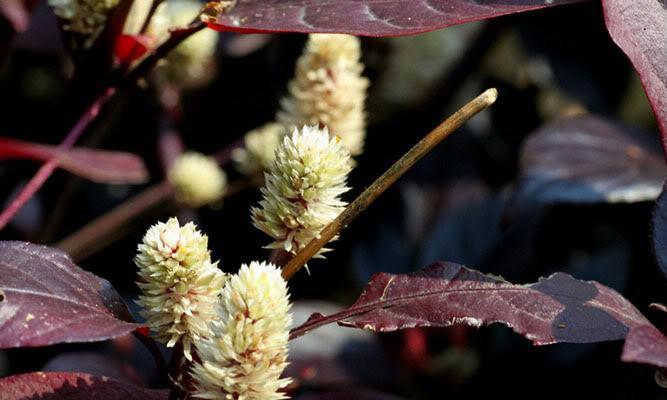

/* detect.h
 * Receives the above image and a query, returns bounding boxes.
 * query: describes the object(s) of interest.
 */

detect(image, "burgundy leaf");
[207,0,588,36]
[653,184,667,279]
[0,137,149,184]
[510,116,665,207]
[622,324,667,369]
[44,352,145,385]
[291,262,648,346]
[603,0,667,155]
[0,372,168,400]
[0,241,140,349]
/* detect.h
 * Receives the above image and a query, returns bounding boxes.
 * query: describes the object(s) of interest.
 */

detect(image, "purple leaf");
[653,185,667,279]
[207,0,588,36]
[0,241,140,349]
[603,0,667,155]
[622,324,667,369]
[0,372,168,400]
[44,352,145,385]
[291,262,648,346]
[0,137,149,184]
[511,116,665,207]
[0,0,32,32]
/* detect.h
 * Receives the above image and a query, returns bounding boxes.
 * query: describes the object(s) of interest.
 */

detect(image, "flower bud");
[233,122,285,177]
[168,152,227,208]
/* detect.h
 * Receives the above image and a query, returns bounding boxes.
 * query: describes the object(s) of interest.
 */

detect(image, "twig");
[55,178,257,261]
[281,89,499,280]
[139,0,166,35]
[0,88,116,231]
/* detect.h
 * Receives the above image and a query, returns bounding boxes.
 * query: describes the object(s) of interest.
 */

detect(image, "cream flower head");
[191,261,292,400]
[233,122,286,177]
[278,33,369,156]
[49,0,120,48]
[169,152,227,208]
[148,0,219,88]
[135,217,226,359]
[251,125,352,255]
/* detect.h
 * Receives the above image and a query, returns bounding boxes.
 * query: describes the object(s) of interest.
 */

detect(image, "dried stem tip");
[281,88,499,280]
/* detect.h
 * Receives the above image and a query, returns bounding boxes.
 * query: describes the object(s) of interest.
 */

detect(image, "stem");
[55,178,256,261]
[281,89,499,280]
[139,0,166,35]
[0,88,116,231]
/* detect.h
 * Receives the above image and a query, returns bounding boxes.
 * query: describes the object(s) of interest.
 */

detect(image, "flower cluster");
[148,0,220,88]
[278,33,369,157]
[135,218,226,359]
[48,0,119,48]
[233,122,285,177]
[191,261,292,400]
[252,125,352,254]
[168,152,227,208]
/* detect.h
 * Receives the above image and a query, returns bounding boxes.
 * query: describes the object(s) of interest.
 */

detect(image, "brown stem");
[139,0,166,35]
[281,89,499,280]
[132,330,169,386]
[55,179,257,261]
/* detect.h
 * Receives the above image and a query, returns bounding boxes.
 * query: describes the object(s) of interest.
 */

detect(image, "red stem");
[0,88,116,231]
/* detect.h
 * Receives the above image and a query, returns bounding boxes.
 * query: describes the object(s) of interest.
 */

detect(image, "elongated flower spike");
[49,0,120,48]
[191,261,292,400]
[252,125,353,255]
[233,122,286,177]
[169,151,228,208]
[135,217,227,360]
[278,33,370,157]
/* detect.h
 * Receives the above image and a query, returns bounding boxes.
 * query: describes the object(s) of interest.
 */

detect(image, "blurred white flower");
[252,125,352,255]
[192,261,292,400]
[135,217,227,360]
[233,122,285,177]
[49,0,120,48]
[169,152,227,208]
[278,34,369,156]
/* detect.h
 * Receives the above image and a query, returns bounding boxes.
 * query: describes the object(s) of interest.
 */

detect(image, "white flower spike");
[233,122,286,177]
[49,0,120,48]
[135,217,226,360]
[278,33,369,156]
[252,125,353,255]
[191,261,292,400]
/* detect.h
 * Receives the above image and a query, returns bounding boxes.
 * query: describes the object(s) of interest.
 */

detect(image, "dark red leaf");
[114,34,155,66]
[603,0,667,155]
[510,116,665,207]
[0,372,168,400]
[0,137,149,184]
[0,241,140,349]
[207,0,588,36]
[291,262,648,346]
[652,184,667,279]
[44,352,145,385]
[622,324,667,369]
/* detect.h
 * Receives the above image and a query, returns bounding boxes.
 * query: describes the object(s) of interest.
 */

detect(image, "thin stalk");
[281,89,499,280]
[0,88,116,231]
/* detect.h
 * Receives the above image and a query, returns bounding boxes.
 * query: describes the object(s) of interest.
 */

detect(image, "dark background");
[1,1,665,399]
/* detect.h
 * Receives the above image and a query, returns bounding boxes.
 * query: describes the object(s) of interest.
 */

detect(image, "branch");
[0,88,116,231]
[281,88,499,280]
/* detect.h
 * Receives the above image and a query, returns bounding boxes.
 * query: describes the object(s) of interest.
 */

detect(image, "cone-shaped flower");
[169,152,227,208]
[277,33,369,157]
[191,261,292,400]
[135,217,226,360]
[233,122,285,177]
[49,0,120,48]
[251,125,352,255]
